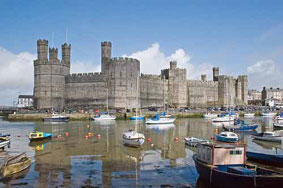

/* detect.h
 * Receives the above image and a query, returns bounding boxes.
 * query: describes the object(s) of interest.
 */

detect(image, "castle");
[33,39,248,111]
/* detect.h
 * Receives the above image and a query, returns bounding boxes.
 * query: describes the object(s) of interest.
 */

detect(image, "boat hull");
[43,117,69,122]
[184,137,209,147]
[246,151,283,166]
[193,154,283,188]
[0,138,10,149]
[1,155,31,177]
[233,125,258,131]
[216,135,238,143]
[129,116,145,120]
[145,118,175,124]
[123,138,145,147]
[252,135,282,143]
[29,132,52,142]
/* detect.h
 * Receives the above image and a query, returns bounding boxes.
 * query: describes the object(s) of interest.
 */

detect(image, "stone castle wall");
[33,39,248,110]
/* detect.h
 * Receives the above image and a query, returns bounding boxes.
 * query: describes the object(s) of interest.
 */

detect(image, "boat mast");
[135,76,138,132]
[107,87,109,114]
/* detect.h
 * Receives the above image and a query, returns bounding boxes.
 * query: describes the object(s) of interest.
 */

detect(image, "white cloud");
[124,42,213,80]
[0,46,100,106]
[0,47,36,106]
[247,60,283,90]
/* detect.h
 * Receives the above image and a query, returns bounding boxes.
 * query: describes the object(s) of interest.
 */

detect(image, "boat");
[145,114,176,124]
[122,76,145,147]
[203,113,218,119]
[43,113,69,122]
[252,131,283,143]
[216,131,238,142]
[92,88,116,121]
[274,123,283,129]
[129,115,145,120]
[244,113,255,118]
[0,137,10,150]
[246,150,283,166]
[0,153,31,177]
[92,113,116,121]
[184,137,209,147]
[262,111,277,117]
[275,112,283,121]
[193,143,283,188]
[224,119,258,132]
[146,123,175,130]
[0,133,11,138]
[122,130,145,147]
[28,131,52,141]
[212,115,234,122]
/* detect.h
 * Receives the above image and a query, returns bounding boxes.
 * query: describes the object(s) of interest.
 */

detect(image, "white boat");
[212,116,234,122]
[43,113,69,122]
[244,113,255,118]
[122,130,145,147]
[92,88,116,121]
[146,123,175,130]
[0,137,10,150]
[262,112,277,117]
[184,137,209,147]
[122,76,145,147]
[146,115,176,124]
[92,114,116,121]
[203,113,218,119]
[252,131,283,143]
[274,123,283,128]
[216,131,239,143]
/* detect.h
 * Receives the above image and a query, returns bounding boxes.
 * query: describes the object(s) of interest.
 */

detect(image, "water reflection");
[0,117,282,186]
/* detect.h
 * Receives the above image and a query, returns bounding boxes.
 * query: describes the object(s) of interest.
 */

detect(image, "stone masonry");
[33,39,248,110]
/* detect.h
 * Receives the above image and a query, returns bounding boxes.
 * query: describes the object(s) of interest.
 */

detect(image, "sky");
[0,0,283,105]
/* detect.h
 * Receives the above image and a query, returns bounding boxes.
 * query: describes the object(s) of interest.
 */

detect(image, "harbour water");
[0,117,282,187]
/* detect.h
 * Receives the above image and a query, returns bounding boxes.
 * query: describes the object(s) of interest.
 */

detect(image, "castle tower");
[213,67,219,81]
[101,41,112,73]
[201,74,207,81]
[49,47,58,60]
[37,39,48,61]
[34,39,70,110]
[62,43,71,65]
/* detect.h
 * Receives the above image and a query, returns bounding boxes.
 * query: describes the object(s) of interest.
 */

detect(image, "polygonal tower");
[213,67,219,81]
[33,39,71,111]
[101,41,112,73]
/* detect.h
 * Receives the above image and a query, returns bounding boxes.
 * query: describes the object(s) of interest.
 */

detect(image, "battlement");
[37,39,48,45]
[66,72,106,83]
[101,41,112,46]
[62,43,71,48]
[140,73,162,80]
[110,57,140,63]
[237,75,248,81]
[188,80,218,87]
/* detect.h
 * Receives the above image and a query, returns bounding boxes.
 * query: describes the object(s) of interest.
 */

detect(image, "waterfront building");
[248,89,262,105]
[18,95,33,108]
[262,87,283,106]
[33,39,248,111]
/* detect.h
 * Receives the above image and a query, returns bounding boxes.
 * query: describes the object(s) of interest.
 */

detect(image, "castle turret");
[213,67,219,81]
[62,43,71,65]
[170,61,177,69]
[201,74,207,81]
[37,39,48,61]
[49,47,58,60]
[101,41,112,73]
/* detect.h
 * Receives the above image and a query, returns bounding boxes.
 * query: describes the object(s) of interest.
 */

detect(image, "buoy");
[147,138,152,142]
[85,135,89,139]
[150,143,154,147]
[17,135,21,138]
[88,132,92,136]
[58,135,62,138]
[174,137,179,142]
[211,136,215,140]
[97,134,101,138]
[87,124,90,128]
[65,132,69,136]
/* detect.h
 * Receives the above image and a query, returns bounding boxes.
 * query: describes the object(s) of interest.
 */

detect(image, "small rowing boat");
[184,137,209,147]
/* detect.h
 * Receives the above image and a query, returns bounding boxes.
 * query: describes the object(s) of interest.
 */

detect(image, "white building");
[18,95,33,108]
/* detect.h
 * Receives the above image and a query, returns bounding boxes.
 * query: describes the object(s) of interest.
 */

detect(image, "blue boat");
[129,115,145,120]
[43,113,69,122]
[193,143,283,188]
[224,120,258,132]
[246,151,283,166]
[28,131,52,141]
[216,132,239,143]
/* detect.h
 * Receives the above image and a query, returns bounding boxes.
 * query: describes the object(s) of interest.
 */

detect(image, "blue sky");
[0,0,283,105]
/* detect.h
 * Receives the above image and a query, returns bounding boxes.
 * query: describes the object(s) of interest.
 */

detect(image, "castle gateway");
[33,39,248,111]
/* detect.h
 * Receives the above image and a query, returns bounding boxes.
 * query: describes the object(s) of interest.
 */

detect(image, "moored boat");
[92,113,116,121]
[212,116,234,122]
[262,111,277,117]
[203,113,218,119]
[0,137,10,150]
[0,153,31,177]
[216,131,238,143]
[244,113,255,118]
[246,151,283,166]
[145,114,175,124]
[122,130,145,147]
[274,123,283,129]
[129,115,145,121]
[252,131,283,143]
[28,131,52,141]
[193,143,283,188]
[275,112,283,121]
[43,113,69,122]
[184,137,209,147]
